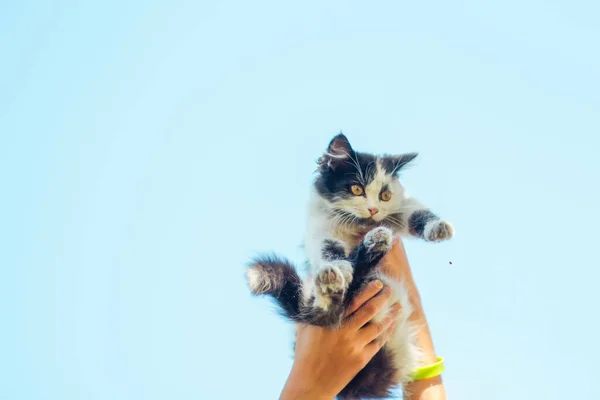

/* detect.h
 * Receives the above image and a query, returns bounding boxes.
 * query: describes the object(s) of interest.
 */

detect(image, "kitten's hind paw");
[363,226,394,253]
[316,261,353,294]
[424,220,455,242]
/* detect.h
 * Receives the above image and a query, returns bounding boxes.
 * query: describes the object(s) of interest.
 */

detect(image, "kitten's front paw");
[424,220,455,242]
[363,226,394,253]
[316,261,353,294]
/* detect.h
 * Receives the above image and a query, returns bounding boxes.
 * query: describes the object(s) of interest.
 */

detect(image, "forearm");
[383,240,447,400]
[279,363,334,400]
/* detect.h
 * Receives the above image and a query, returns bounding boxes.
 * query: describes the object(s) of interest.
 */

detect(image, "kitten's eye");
[380,190,392,202]
[350,185,364,196]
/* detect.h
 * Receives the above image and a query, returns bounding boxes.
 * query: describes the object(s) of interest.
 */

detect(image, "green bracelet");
[409,357,445,381]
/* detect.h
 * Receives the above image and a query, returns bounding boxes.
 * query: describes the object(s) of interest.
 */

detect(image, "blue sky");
[1,1,599,399]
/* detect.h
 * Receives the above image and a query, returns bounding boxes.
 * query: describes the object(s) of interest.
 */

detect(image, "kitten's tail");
[246,254,304,322]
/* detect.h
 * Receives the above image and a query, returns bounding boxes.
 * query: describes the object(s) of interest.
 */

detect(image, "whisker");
[339,149,365,186]
[385,216,404,227]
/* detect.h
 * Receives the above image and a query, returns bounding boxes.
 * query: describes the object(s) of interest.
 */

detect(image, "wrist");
[411,312,438,365]
[280,363,335,400]
[404,375,446,400]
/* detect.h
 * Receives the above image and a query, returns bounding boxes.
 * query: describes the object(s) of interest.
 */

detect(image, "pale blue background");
[2,1,599,399]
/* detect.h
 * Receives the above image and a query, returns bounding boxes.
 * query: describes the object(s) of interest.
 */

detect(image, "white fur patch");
[423,221,437,240]
[246,266,270,294]
[312,290,332,310]
[301,278,315,305]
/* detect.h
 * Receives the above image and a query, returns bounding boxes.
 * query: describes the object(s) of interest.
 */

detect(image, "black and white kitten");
[246,133,454,399]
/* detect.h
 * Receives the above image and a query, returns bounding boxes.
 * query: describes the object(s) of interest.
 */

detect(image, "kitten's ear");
[318,133,354,171]
[327,133,353,156]
[384,152,419,175]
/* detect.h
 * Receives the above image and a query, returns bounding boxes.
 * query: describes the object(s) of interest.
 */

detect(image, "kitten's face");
[314,134,417,224]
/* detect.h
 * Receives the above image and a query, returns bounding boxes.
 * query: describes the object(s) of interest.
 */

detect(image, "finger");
[357,302,401,344]
[344,280,384,318]
[365,321,396,358]
[345,286,393,331]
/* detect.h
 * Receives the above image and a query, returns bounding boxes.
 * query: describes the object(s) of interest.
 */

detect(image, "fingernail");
[374,280,383,289]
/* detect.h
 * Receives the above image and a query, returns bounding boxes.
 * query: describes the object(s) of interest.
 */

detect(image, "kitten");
[246,133,454,399]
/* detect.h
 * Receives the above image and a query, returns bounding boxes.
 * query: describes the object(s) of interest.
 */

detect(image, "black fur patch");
[314,151,379,201]
[344,234,390,307]
[339,348,397,399]
[321,239,346,260]
[380,152,419,176]
[408,209,438,237]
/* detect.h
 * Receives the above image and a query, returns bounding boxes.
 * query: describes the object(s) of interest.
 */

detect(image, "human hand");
[279,280,402,400]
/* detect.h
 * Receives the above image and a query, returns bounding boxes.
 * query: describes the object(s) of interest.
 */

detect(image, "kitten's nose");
[368,208,379,216]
